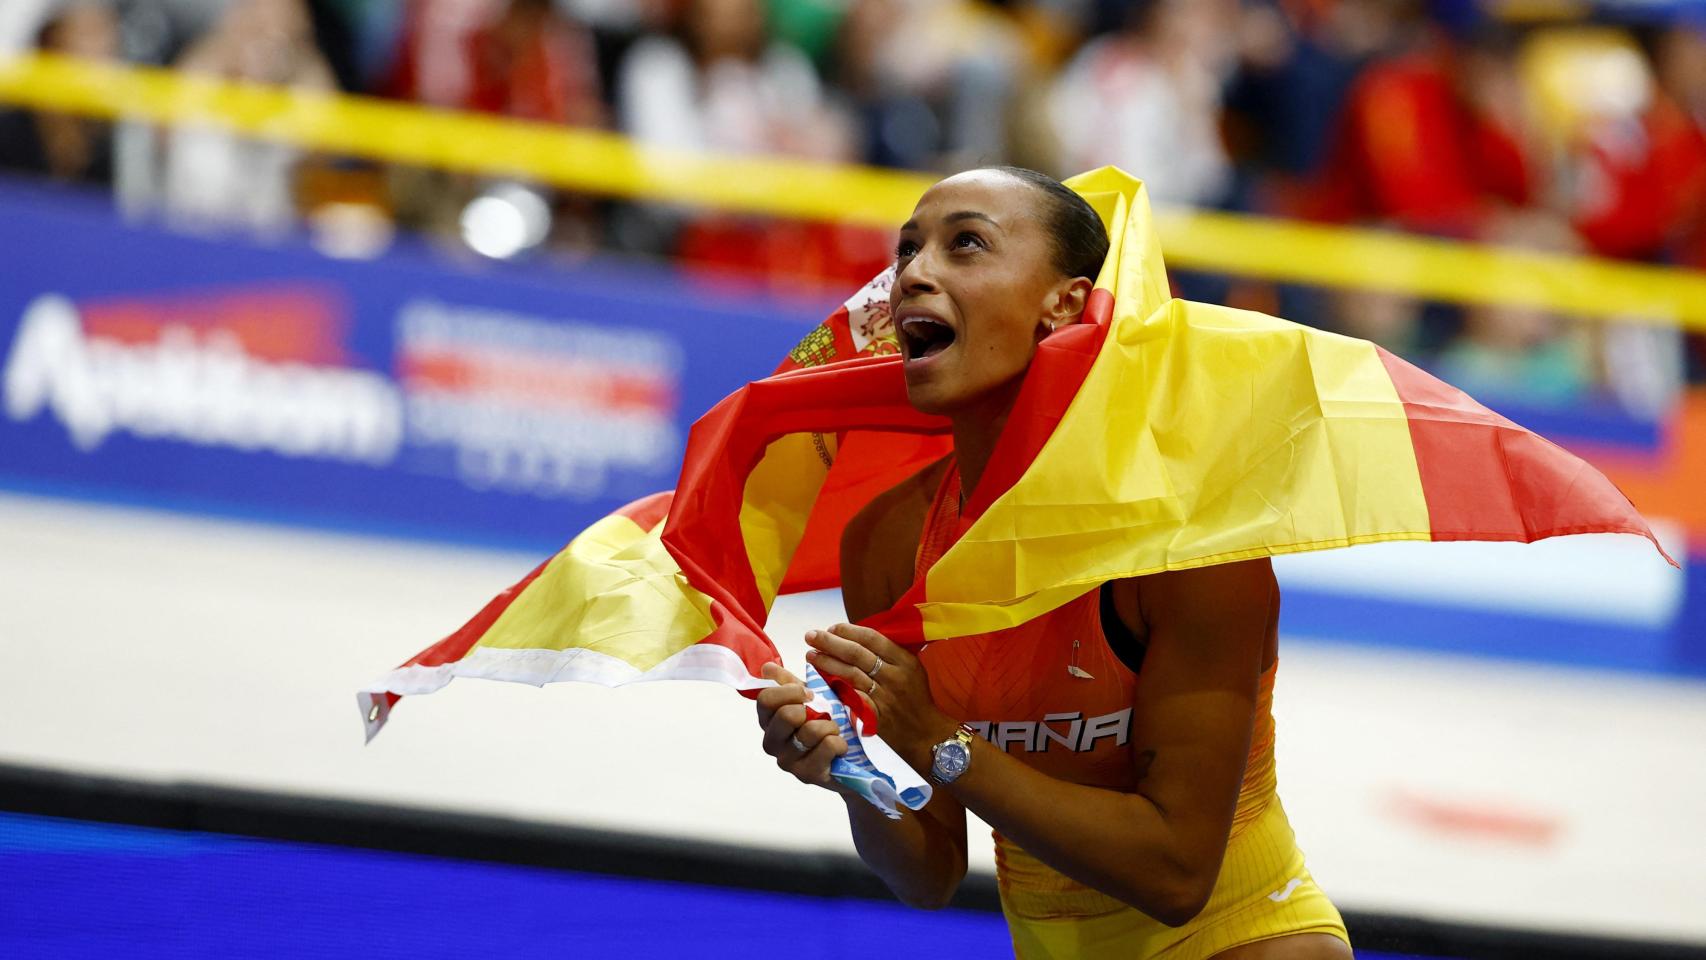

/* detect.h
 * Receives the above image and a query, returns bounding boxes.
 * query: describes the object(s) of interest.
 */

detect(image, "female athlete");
[755,166,1355,959]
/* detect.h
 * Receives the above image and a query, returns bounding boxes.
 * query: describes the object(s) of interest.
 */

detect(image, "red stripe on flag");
[1377,347,1675,565]
[665,355,949,643]
[1082,286,1115,327]
[615,490,673,531]
[966,319,1109,515]
[780,430,954,594]
[826,674,880,736]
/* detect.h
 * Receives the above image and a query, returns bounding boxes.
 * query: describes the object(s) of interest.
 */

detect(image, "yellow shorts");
[1002,797,1348,959]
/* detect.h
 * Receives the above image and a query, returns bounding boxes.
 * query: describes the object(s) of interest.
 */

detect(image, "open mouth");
[900,316,957,361]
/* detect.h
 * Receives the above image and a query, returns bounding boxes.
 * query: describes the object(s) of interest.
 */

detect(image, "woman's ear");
[1043,276,1094,332]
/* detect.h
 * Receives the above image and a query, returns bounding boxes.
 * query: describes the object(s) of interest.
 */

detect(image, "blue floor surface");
[0,812,1432,959]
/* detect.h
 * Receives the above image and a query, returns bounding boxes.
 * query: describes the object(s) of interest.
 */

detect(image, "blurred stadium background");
[0,0,1703,957]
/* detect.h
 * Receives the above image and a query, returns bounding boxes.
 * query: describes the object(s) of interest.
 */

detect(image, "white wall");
[0,491,1701,942]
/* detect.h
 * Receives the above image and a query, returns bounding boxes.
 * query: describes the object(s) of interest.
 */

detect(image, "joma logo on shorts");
[966,708,1132,753]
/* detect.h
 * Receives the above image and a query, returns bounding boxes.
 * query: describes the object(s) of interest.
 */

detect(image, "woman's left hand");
[805,623,959,773]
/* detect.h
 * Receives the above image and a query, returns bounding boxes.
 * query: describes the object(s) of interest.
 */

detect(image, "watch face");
[933,740,971,781]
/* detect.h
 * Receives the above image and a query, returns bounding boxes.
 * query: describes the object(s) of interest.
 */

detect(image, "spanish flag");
[360,167,1672,741]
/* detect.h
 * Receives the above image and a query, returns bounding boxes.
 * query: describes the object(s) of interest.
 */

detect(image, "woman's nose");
[895,250,940,295]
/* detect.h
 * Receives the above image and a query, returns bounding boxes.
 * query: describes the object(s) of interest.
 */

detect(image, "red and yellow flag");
[360,167,1672,740]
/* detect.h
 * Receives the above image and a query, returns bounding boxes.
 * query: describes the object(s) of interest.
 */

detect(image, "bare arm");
[755,463,968,910]
[809,559,1275,925]
[840,766,969,910]
[754,662,968,909]
[835,465,969,909]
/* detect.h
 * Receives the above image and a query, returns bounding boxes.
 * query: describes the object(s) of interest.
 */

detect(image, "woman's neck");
[948,379,1024,502]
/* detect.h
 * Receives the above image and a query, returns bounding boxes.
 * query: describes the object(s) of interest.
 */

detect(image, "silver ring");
[789,735,807,753]
[870,657,885,678]
[869,678,880,694]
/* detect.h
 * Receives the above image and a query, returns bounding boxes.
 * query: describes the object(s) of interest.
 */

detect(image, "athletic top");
[914,460,1281,921]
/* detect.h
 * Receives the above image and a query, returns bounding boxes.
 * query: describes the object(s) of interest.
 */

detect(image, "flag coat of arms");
[360,167,1673,741]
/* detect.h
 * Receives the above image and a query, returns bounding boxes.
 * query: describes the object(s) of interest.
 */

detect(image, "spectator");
[0,1,122,187]
[174,0,335,89]
[386,0,603,125]
[156,0,335,235]
[465,0,604,126]
[832,0,1025,170]
[833,0,937,169]
[1224,0,1390,186]
[1525,24,1702,262]
[380,0,610,259]
[1324,286,1425,358]
[1650,21,1706,385]
[1047,0,1235,206]
[616,0,886,288]
[1304,4,1533,235]
[1648,22,1706,267]
[1434,211,1594,409]
[382,0,501,108]
[618,0,846,159]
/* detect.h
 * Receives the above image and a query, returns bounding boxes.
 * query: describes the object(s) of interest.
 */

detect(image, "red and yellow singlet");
[915,463,1350,959]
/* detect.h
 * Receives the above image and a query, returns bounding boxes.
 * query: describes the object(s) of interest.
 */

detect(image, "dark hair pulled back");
[982,166,1110,282]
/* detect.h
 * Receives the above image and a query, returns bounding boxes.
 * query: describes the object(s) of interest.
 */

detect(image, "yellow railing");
[4,52,1705,330]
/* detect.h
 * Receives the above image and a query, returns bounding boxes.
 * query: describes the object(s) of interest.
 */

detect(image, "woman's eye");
[953,232,984,250]
[895,239,918,259]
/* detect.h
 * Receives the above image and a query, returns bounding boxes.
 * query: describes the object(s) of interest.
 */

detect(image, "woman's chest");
[919,595,1140,788]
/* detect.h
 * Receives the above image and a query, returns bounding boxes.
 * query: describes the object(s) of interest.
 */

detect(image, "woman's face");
[891,171,1087,417]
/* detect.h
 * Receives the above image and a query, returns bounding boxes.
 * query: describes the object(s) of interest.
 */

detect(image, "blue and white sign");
[0,181,823,551]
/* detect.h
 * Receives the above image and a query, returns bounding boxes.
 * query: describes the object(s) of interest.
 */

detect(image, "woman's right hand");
[757,661,849,791]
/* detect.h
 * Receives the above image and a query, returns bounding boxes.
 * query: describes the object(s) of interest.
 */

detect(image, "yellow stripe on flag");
[1068,168,1171,324]
[915,174,1434,642]
[739,431,835,609]
[473,512,717,672]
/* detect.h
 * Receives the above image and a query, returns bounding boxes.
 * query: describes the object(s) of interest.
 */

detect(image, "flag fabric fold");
[361,166,1673,744]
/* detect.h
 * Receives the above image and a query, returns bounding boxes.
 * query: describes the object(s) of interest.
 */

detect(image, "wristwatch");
[929,725,977,784]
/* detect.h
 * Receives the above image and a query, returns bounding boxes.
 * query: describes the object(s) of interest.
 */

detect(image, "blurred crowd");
[3,0,1704,409]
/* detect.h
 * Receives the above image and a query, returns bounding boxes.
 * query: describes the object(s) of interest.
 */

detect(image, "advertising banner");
[0,182,821,551]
